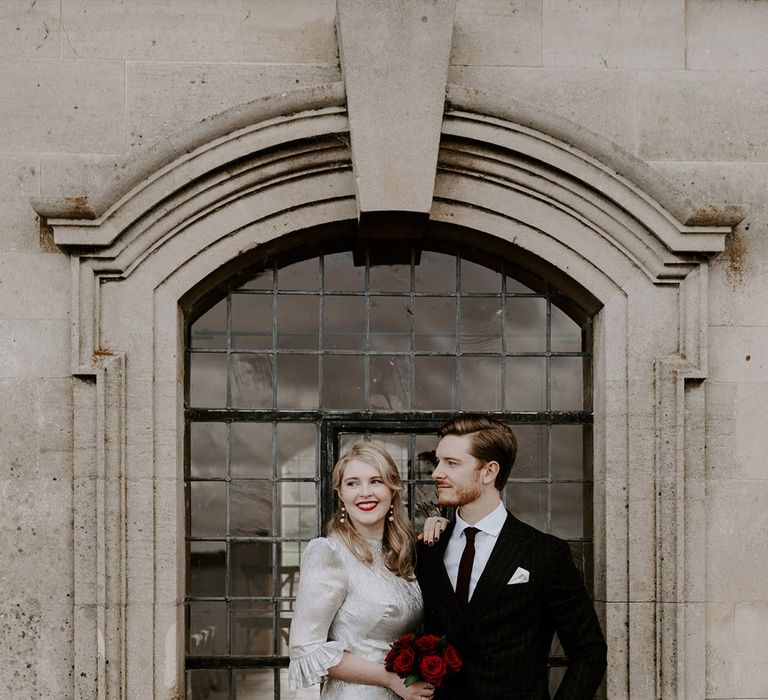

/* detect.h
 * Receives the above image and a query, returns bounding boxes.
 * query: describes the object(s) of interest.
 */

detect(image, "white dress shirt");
[443,501,507,601]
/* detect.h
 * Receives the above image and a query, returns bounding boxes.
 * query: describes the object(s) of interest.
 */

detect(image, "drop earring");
[388,504,395,522]
[339,504,346,524]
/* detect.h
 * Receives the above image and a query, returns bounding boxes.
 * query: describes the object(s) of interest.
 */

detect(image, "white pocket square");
[507,567,529,585]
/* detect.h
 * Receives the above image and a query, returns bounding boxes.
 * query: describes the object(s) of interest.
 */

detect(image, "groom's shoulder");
[505,511,571,553]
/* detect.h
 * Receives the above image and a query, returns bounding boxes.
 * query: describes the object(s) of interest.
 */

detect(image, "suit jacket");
[415,511,607,699]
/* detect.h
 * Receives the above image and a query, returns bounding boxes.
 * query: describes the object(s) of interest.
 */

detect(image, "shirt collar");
[455,501,507,538]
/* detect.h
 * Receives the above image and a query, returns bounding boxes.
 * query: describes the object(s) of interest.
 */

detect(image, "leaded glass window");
[185,241,592,698]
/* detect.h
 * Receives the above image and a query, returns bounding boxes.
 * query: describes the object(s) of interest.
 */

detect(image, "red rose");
[385,645,416,677]
[392,633,414,648]
[443,644,462,673]
[419,654,447,686]
[414,634,442,654]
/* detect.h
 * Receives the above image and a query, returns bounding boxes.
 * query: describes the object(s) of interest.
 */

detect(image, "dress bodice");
[288,535,423,699]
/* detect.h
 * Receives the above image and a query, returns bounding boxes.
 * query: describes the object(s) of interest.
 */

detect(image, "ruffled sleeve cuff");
[288,640,347,689]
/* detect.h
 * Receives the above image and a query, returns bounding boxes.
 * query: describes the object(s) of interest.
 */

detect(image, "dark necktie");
[456,526,479,608]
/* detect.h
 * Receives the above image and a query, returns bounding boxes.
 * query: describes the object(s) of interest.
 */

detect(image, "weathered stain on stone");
[38,218,58,253]
[91,348,115,364]
[722,222,750,287]
[685,203,744,227]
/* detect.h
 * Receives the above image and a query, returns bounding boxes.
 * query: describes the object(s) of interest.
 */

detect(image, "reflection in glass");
[230,481,273,536]
[414,434,439,479]
[231,294,272,350]
[278,258,319,291]
[551,356,584,411]
[187,602,228,655]
[550,425,583,479]
[232,422,272,477]
[369,263,410,292]
[189,542,226,598]
[186,668,229,699]
[277,355,319,409]
[413,483,440,532]
[189,481,227,537]
[414,356,454,410]
[232,542,272,597]
[551,304,582,352]
[323,296,365,350]
[323,355,365,409]
[461,259,500,293]
[324,251,364,292]
[190,422,227,478]
[505,274,535,294]
[189,353,227,407]
[191,299,227,349]
[505,482,546,531]
[504,297,547,352]
[460,357,501,411]
[369,355,409,411]
[234,669,276,698]
[231,602,273,656]
[551,483,585,540]
[238,267,273,290]
[232,354,273,409]
[461,298,502,352]
[415,297,456,352]
[370,297,411,351]
[277,295,319,350]
[505,357,546,411]
[277,423,317,477]
[510,424,547,479]
[279,498,317,539]
[415,251,455,293]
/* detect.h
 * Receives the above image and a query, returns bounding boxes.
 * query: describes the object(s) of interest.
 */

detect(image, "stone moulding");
[30,83,738,699]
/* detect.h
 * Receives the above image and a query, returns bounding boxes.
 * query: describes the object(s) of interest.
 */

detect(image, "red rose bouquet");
[384,630,462,688]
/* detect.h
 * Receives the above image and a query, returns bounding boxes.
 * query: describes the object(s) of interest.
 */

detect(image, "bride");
[288,442,440,699]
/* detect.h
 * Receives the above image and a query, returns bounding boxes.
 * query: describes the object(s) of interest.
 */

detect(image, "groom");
[416,415,607,698]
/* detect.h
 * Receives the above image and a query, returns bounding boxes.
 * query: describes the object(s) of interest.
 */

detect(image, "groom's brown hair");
[438,414,518,490]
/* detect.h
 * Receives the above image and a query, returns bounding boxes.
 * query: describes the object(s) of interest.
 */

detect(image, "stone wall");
[1,1,766,698]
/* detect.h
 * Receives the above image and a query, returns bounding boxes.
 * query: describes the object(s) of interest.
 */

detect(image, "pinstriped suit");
[416,511,607,699]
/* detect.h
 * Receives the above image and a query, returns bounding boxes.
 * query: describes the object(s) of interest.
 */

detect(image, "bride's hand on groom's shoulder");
[418,516,450,546]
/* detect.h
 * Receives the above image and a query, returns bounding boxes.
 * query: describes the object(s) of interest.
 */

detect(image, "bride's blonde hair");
[327,442,416,580]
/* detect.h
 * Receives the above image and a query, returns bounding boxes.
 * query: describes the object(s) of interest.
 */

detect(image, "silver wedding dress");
[288,535,423,698]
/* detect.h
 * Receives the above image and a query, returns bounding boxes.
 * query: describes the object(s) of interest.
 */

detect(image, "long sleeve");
[544,538,607,699]
[288,537,350,689]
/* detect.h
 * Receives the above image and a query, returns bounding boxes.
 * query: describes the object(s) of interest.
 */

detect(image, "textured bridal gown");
[288,535,423,698]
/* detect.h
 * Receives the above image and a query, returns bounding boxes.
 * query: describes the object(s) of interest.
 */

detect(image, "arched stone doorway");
[31,78,731,698]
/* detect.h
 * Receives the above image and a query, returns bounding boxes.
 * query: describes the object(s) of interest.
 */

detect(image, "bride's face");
[338,459,395,538]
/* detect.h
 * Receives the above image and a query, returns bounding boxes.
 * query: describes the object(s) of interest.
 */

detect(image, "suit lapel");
[461,512,533,625]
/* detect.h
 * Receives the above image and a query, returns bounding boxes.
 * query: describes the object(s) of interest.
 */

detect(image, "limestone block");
[0,154,41,254]
[705,602,734,699]
[126,61,340,149]
[41,153,122,198]
[0,0,60,58]
[709,381,768,482]
[450,0,541,67]
[337,0,455,213]
[638,70,768,162]
[650,161,768,326]
[448,66,638,153]
[706,481,768,603]
[0,58,124,153]
[242,0,338,64]
[0,253,69,320]
[709,325,768,384]
[542,0,684,69]
[61,0,241,61]
[735,602,768,697]
[0,319,70,378]
[688,0,768,70]
[0,380,38,474]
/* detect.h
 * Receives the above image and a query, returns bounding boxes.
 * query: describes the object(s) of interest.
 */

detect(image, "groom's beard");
[435,471,483,508]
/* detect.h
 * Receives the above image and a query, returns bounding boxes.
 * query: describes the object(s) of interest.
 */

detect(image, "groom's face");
[432,434,484,507]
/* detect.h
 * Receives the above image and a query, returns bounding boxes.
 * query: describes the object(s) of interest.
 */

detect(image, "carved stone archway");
[32,21,735,698]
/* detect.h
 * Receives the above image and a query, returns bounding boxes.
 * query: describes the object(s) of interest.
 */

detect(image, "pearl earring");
[339,504,346,524]
[388,504,395,522]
